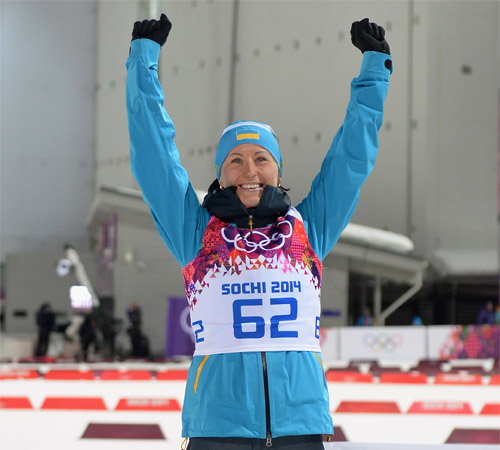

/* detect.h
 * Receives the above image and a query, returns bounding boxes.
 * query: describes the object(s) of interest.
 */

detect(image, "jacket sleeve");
[295,51,392,261]
[126,39,209,267]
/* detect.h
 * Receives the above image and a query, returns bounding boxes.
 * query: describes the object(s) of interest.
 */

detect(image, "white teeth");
[240,184,261,189]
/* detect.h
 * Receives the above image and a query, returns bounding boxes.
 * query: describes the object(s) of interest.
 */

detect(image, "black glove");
[350,18,390,55]
[131,13,172,47]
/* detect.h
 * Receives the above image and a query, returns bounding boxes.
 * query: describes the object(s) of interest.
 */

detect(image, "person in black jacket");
[35,302,55,356]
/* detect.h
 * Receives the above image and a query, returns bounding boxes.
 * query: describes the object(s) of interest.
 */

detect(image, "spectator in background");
[412,316,423,326]
[356,307,375,326]
[495,304,500,325]
[477,301,494,325]
[35,302,55,356]
[100,313,119,360]
[79,311,97,361]
[126,302,149,358]
[0,289,5,331]
[127,302,142,329]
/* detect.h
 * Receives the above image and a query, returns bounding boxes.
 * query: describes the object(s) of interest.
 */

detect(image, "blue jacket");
[126,38,391,439]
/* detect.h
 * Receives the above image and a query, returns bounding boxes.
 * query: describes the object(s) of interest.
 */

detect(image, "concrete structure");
[1,1,498,355]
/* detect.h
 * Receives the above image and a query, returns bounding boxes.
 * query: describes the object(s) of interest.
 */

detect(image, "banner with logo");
[164,297,195,358]
[428,324,500,359]
[339,326,427,361]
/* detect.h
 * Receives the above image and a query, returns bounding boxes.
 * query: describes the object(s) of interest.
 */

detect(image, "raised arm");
[126,14,209,267]
[296,18,393,260]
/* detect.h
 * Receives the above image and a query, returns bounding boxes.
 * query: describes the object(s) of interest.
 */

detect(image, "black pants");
[187,435,324,450]
[35,330,50,356]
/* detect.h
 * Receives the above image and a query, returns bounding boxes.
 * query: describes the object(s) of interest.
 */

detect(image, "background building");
[1,0,498,357]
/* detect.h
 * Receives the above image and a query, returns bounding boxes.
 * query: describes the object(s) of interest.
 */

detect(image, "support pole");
[378,271,424,325]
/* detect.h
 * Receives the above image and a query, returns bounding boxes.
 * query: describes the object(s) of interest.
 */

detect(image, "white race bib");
[191,260,321,355]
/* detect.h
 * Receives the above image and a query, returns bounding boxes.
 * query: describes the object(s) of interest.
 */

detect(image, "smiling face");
[219,143,280,208]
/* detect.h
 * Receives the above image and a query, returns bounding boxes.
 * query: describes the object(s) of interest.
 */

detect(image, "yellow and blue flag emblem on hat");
[236,131,260,141]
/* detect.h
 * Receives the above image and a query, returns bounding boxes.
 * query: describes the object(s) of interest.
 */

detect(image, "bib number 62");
[232,297,298,339]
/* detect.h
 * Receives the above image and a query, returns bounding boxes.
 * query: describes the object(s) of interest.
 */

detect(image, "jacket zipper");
[261,351,272,447]
[249,214,254,232]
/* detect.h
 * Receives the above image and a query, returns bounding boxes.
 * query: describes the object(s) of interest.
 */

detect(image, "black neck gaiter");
[202,179,291,229]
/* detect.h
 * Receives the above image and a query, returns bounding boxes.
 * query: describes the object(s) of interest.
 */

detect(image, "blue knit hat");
[215,121,282,178]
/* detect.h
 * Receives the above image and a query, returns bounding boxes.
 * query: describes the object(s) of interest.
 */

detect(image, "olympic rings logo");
[362,332,403,352]
[221,220,293,253]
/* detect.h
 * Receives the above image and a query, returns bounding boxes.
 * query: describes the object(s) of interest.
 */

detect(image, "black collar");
[202,179,291,228]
